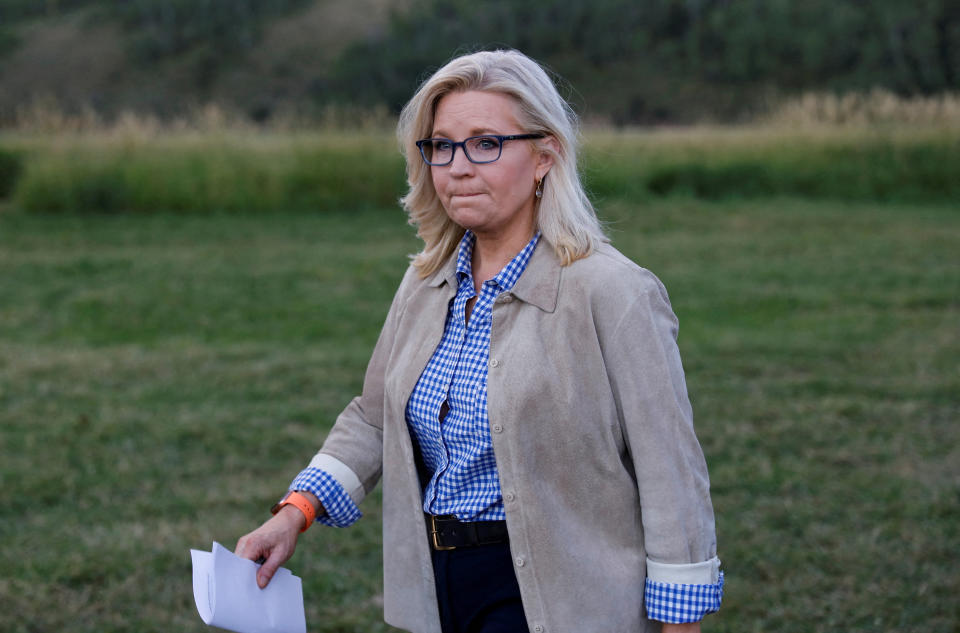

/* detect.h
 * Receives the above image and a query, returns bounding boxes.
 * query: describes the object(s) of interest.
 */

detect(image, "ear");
[534,136,559,182]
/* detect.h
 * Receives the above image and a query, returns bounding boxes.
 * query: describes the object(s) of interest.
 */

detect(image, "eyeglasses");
[415,134,545,166]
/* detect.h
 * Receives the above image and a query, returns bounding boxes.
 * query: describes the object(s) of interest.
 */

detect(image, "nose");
[447,145,474,176]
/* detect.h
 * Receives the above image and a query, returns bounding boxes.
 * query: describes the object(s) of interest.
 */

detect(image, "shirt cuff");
[644,557,724,623]
[289,467,362,528]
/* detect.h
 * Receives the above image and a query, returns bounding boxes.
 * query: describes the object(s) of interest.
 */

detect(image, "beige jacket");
[309,240,720,633]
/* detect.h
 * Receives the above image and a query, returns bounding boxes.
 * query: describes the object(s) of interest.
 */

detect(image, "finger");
[236,535,268,563]
[256,547,287,589]
[235,535,256,560]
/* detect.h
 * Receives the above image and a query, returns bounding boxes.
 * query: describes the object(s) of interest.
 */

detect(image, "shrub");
[13,136,407,214]
[0,148,24,199]
[10,126,960,213]
[640,139,960,203]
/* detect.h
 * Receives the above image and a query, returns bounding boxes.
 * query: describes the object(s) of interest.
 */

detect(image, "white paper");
[191,542,306,633]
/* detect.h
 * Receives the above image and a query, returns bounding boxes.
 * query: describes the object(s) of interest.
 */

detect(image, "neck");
[470,223,535,285]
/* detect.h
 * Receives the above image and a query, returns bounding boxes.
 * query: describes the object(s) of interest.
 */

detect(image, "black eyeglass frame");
[415,134,545,166]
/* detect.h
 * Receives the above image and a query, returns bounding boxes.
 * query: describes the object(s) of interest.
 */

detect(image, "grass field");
[0,130,958,632]
[2,124,958,216]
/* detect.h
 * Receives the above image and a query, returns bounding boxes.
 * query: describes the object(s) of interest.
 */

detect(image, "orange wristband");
[271,491,316,532]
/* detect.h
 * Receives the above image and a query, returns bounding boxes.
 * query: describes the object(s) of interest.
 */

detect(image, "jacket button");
[515,556,525,567]
[534,626,544,633]
[492,423,503,433]
[504,491,515,502]
[498,294,514,304]
[489,358,500,368]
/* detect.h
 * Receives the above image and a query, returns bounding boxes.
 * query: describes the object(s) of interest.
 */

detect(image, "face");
[429,90,554,243]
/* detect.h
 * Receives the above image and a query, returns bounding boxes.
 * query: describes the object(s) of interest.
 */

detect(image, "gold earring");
[535,178,544,199]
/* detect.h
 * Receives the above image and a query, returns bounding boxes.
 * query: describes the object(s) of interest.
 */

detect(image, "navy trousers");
[430,541,530,633]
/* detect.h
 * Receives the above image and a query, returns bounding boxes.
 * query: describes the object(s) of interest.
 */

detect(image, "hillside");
[1,0,957,126]
[0,0,411,125]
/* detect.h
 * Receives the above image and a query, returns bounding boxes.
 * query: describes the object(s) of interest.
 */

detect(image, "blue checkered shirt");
[645,572,724,623]
[287,229,723,621]
[404,230,540,521]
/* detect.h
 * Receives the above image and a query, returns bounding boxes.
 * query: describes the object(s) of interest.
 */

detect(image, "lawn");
[1,192,958,631]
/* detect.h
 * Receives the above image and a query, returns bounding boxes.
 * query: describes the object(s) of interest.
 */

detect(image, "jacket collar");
[426,254,458,289]
[426,237,560,313]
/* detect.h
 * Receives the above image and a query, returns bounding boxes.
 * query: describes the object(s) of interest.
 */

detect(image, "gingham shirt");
[287,229,723,622]
[404,229,540,521]
[645,573,724,623]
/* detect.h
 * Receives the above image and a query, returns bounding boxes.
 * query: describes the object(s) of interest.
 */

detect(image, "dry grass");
[2,115,957,215]
[762,89,960,128]
[8,94,959,145]
[8,99,397,136]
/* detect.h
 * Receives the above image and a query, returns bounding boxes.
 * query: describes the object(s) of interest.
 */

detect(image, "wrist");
[271,491,318,532]
[277,503,308,531]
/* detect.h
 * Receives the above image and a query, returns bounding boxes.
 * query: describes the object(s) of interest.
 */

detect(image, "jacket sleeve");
[602,272,721,584]
[303,265,418,509]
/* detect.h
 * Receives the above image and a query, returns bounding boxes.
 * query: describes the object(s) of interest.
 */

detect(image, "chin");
[446,207,488,229]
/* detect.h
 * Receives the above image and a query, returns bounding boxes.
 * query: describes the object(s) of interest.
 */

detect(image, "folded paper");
[191,542,306,633]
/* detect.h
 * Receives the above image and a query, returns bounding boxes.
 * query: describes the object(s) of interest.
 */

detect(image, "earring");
[535,178,544,199]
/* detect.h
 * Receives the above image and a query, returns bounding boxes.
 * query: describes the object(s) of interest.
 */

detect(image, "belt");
[426,514,509,551]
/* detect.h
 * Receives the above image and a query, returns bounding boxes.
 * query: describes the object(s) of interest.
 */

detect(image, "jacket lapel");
[393,254,458,405]
[507,239,561,313]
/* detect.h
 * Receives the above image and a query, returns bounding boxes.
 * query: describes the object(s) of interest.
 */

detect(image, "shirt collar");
[428,230,560,313]
[455,230,541,293]
[454,231,476,280]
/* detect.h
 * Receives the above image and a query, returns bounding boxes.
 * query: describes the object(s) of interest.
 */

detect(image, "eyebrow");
[429,127,505,138]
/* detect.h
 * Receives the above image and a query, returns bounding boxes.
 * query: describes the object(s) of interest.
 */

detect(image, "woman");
[236,49,723,633]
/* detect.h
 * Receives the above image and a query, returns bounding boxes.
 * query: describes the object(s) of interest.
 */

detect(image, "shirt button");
[492,423,503,433]
[515,556,525,567]
[489,358,500,368]
[504,491,516,502]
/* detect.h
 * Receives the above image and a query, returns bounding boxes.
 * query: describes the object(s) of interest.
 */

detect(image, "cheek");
[430,169,447,199]
[501,165,534,198]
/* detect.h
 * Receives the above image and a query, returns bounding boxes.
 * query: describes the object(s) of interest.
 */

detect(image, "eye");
[474,137,500,151]
[433,140,453,151]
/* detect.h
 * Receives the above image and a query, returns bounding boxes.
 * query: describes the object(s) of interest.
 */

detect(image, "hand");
[235,505,304,589]
[662,623,701,633]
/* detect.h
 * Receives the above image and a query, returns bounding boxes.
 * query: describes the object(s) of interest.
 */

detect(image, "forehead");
[432,90,522,135]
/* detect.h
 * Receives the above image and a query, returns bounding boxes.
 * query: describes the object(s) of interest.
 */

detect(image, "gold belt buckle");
[429,515,456,551]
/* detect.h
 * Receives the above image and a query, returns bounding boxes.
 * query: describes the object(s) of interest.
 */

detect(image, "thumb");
[256,546,288,589]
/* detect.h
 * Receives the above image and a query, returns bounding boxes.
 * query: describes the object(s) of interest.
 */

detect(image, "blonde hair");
[397,49,607,277]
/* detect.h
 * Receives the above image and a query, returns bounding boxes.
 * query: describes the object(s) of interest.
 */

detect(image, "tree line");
[2,0,958,123]
[328,0,960,122]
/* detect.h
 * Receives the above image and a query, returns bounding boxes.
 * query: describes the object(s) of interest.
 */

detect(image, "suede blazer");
[312,240,720,633]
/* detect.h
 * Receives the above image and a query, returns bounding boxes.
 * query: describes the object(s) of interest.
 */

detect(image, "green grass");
[0,208,413,632]
[6,132,407,214]
[0,146,23,198]
[4,125,959,215]
[1,193,958,629]
[582,126,960,204]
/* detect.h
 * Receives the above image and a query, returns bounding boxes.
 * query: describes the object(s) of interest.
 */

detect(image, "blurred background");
[1,0,959,126]
[1,1,958,632]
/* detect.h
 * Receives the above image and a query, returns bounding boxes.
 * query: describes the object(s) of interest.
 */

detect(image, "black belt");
[426,514,509,551]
